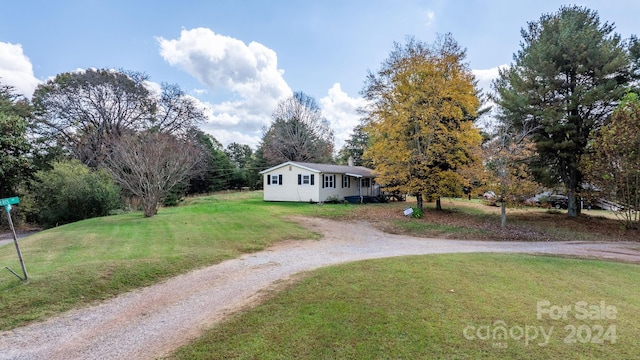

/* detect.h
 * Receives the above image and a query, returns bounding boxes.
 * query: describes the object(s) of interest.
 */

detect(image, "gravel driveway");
[1,217,639,360]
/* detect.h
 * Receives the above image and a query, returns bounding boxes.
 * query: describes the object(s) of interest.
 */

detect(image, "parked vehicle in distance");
[525,192,568,209]
[547,194,569,209]
[526,190,625,211]
[483,191,496,200]
[585,198,624,211]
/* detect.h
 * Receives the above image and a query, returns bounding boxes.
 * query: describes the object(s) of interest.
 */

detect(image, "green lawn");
[170,253,640,359]
[2,190,638,359]
[0,191,350,330]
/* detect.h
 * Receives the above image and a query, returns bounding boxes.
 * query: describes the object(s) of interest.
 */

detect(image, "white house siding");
[261,162,378,202]
[263,165,320,202]
[319,174,350,201]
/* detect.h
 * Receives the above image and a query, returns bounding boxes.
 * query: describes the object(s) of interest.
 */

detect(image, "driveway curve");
[1,217,639,360]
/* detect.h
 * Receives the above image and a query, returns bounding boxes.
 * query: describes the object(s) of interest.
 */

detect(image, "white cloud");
[472,65,507,97]
[319,83,369,151]
[157,29,370,152]
[425,10,435,26]
[0,42,40,98]
[200,122,263,149]
[192,88,208,96]
[143,80,163,97]
[157,28,292,147]
[472,65,507,131]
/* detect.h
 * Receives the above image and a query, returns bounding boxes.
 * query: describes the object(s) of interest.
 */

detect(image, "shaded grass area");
[347,198,639,242]
[170,254,640,360]
[0,191,350,330]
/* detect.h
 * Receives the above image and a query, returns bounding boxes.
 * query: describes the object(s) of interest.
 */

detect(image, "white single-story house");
[259,161,380,202]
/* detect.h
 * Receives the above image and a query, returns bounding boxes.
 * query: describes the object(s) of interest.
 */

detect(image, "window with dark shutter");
[278,174,283,185]
[311,174,315,185]
[323,175,335,188]
[298,174,302,185]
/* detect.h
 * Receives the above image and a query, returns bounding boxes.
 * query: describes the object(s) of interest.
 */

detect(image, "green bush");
[163,183,187,207]
[411,207,423,218]
[30,160,123,228]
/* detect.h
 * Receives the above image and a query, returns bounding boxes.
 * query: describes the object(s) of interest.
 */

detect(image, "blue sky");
[1,1,638,150]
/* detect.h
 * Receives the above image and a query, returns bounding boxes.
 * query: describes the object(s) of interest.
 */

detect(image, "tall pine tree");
[493,6,633,217]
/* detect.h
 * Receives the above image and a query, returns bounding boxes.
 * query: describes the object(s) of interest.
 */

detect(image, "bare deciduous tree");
[147,83,207,135]
[33,69,205,168]
[483,122,541,227]
[261,92,334,165]
[33,69,153,168]
[104,131,204,217]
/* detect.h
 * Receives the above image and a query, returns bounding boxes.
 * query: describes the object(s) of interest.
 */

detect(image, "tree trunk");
[436,197,442,211]
[567,191,580,218]
[143,197,159,217]
[566,162,581,217]
[501,201,507,228]
[416,194,423,211]
[143,206,156,218]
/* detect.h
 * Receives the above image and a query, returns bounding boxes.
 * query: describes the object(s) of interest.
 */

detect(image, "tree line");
[0,68,336,227]
[341,5,640,229]
[1,5,639,230]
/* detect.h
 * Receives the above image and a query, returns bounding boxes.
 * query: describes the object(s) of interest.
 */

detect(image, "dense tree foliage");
[261,92,334,166]
[493,5,634,217]
[362,35,482,210]
[0,84,33,199]
[337,124,371,167]
[245,146,269,189]
[224,142,254,189]
[225,142,253,169]
[583,92,640,229]
[29,160,122,228]
[187,131,235,194]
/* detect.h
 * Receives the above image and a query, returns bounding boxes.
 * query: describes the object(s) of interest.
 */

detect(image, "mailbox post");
[1,197,28,281]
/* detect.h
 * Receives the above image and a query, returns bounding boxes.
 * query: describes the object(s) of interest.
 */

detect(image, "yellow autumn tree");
[361,34,482,210]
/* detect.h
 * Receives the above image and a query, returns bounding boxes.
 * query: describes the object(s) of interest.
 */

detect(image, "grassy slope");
[0,192,349,330]
[171,254,640,360]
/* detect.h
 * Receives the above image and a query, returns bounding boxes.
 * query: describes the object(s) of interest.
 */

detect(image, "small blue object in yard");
[403,207,413,216]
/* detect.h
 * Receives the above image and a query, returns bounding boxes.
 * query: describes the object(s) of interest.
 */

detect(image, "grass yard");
[349,197,639,242]
[0,191,350,330]
[0,190,637,336]
[170,253,640,359]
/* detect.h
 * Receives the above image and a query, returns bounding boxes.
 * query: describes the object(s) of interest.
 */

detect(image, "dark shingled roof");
[291,162,376,178]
